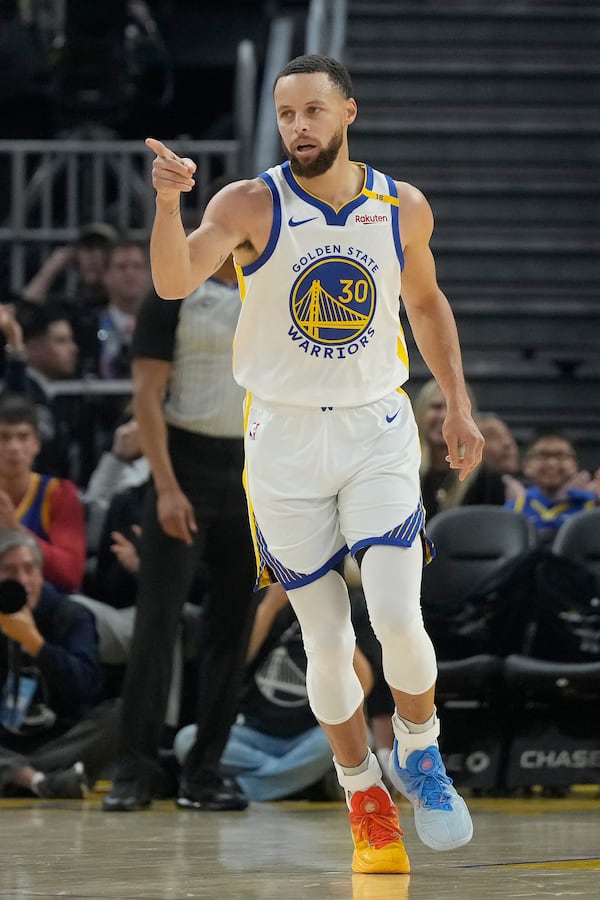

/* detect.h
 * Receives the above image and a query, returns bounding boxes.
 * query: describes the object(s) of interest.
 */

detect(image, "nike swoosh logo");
[386,410,400,423]
[288,216,318,227]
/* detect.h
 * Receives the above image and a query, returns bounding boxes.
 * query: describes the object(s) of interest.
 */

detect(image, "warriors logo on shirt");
[289,257,376,346]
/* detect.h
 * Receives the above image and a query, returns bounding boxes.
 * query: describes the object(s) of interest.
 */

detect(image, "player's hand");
[443,412,485,481]
[145,138,197,202]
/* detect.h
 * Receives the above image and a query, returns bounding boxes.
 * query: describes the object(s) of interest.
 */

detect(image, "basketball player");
[144,54,484,874]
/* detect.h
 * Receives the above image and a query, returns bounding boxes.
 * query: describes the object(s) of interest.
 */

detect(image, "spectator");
[83,417,149,558]
[0,301,81,481]
[478,414,521,477]
[77,470,208,710]
[0,528,118,798]
[77,239,152,380]
[462,413,525,506]
[71,476,146,699]
[87,477,147,611]
[413,377,479,520]
[0,393,86,592]
[102,245,258,813]
[20,222,118,309]
[173,581,379,802]
[75,239,152,468]
[506,433,598,543]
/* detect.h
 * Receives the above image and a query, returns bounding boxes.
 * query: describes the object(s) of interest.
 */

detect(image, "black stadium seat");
[419,506,535,790]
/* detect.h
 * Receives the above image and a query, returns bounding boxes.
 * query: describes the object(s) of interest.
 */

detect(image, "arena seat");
[421,506,536,790]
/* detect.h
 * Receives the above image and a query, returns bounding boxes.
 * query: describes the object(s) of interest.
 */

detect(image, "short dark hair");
[78,222,120,248]
[106,239,149,263]
[274,54,353,99]
[18,301,73,342]
[526,432,577,458]
[0,392,40,435]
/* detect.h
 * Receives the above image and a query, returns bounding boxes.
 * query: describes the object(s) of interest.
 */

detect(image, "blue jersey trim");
[275,545,349,590]
[19,472,54,541]
[385,174,404,272]
[241,172,281,276]
[281,161,372,226]
[255,517,348,590]
[351,534,436,566]
[350,503,434,563]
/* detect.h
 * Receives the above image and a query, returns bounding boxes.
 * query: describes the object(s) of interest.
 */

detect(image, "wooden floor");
[1,789,599,899]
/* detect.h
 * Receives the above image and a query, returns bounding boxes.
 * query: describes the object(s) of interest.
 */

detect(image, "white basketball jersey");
[233,161,409,407]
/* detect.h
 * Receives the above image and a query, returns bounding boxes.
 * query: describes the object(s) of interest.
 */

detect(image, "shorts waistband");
[251,390,407,416]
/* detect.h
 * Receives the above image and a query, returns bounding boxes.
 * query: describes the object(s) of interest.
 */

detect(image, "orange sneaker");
[349,785,410,874]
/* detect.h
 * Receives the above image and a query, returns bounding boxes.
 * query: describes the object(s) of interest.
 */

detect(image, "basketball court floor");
[1,789,598,898]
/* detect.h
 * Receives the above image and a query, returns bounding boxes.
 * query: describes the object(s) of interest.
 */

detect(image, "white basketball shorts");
[243,388,426,590]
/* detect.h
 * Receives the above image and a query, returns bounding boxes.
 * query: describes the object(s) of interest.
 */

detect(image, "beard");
[284,127,344,178]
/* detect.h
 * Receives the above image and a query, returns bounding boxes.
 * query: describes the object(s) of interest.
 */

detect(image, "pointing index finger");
[145,137,178,160]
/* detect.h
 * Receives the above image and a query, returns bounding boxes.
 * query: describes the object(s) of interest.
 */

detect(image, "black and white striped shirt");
[132,278,245,438]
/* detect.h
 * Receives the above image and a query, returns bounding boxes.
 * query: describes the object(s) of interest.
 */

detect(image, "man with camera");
[0,528,118,797]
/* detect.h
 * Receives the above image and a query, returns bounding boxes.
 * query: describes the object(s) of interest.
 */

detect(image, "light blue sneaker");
[388,743,473,851]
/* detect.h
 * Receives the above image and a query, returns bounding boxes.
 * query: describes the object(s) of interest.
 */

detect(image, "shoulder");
[38,582,87,623]
[49,476,81,499]
[206,177,272,222]
[394,181,428,205]
[55,593,99,637]
[196,177,273,257]
[566,487,598,503]
[393,181,434,242]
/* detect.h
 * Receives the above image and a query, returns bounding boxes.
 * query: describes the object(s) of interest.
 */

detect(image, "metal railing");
[0,137,240,293]
[305,0,348,59]
[234,39,258,176]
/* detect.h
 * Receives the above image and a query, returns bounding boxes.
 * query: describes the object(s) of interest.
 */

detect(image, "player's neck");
[295,158,364,210]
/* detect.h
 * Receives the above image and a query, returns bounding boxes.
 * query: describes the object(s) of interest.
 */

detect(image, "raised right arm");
[145,137,254,299]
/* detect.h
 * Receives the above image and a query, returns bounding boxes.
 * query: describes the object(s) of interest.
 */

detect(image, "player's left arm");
[397,182,484,479]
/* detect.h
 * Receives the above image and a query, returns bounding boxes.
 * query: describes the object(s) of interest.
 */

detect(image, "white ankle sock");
[338,751,370,777]
[395,710,436,734]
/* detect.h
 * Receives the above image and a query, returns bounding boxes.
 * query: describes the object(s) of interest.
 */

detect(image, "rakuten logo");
[354,214,388,224]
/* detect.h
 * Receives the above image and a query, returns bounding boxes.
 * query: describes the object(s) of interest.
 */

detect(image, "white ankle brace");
[392,712,441,768]
[333,749,386,808]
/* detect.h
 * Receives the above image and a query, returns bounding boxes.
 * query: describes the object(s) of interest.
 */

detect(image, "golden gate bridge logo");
[290,257,376,344]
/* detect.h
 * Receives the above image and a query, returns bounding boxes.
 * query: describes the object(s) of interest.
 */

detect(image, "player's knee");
[369,598,425,642]
[304,617,356,671]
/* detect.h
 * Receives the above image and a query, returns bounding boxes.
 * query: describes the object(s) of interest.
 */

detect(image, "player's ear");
[345,98,358,126]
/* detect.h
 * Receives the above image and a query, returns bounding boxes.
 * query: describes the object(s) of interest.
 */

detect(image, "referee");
[102,232,258,811]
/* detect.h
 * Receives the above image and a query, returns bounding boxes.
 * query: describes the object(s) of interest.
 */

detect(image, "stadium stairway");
[344,0,600,464]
